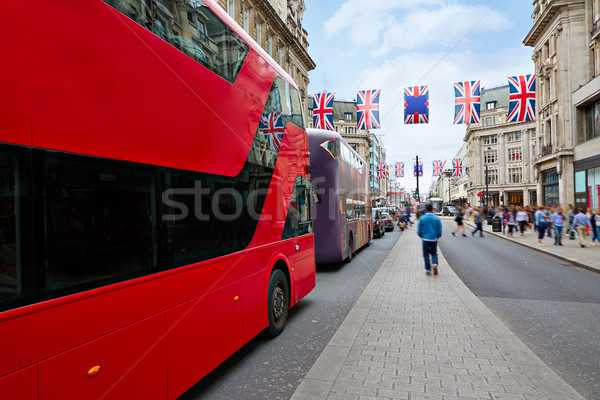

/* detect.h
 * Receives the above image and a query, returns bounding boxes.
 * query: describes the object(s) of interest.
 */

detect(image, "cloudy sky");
[303,0,535,195]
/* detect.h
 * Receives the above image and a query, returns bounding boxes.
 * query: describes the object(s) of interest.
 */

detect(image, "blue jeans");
[554,225,563,244]
[592,226,600,242]
[422,240,438,271]
[472,222,483,236]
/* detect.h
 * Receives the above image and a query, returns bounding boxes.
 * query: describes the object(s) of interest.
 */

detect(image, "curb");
[463,220,600,275]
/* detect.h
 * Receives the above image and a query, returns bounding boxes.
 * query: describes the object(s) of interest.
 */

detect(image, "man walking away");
[572,208,591,248]
[471,207,484,237]
[534,205,547,245]
[417,203,442,276]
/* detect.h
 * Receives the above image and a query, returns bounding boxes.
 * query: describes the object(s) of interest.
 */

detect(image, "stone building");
[524,0,600,209]
[449,143,469,205]
[218,0,316,123]
[464,84,537,207]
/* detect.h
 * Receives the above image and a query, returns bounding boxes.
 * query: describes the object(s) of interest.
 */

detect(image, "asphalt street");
[439,218,600,400]
[180,227,403,399]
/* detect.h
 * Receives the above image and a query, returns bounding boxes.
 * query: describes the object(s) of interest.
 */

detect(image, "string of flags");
[312,74,536,131]
[374,158,464,179]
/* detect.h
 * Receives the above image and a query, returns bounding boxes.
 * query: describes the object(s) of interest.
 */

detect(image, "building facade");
[464,85,537,207]
[219,0,316,124]
[524,0,590,208]
[449,142,469,205]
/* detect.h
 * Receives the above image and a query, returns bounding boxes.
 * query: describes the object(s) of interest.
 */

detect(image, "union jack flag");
[313,92,335,131]
[404,86,429,124]
[453,80,481,124]
[432,160,445,177]
[414,161,423,177]
[357,89,381,130]
[452,158,463,177]
[376,162,387,179]
[394,162,404,178]
[259,112,284,151]
[507,74,536,122]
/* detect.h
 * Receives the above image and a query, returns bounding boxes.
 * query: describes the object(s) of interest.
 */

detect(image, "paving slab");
[291,228,584,400]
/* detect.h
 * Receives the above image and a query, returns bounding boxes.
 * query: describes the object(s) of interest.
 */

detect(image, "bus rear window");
[104,0,249,83]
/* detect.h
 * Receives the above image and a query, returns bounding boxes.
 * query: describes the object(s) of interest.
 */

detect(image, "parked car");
[382,212,395,231]
[372,209,385,238]
[442,206,458,216]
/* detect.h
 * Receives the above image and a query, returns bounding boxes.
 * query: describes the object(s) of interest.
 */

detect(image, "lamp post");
[415,155,420,203]
[485,164,489,208]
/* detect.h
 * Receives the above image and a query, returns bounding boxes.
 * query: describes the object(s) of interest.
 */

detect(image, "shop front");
[506,191,524,206]
[542,168,559,206]
[574,155,600,211]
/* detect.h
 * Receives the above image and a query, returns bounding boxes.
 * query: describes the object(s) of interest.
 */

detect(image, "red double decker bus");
[0,1,315,398]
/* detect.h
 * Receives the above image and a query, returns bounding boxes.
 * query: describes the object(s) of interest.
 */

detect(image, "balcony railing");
[541,143,553,157]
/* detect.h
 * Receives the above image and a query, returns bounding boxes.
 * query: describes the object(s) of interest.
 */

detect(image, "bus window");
[282,176,313,239]
[0,148,30,311]
[290,86,305,129]
[44,154,157,293]
[104,0,249,83]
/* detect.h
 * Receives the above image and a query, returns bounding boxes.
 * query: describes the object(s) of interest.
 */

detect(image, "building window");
[530,128,536,138]
[508,148,522,161]
[486,101,496,110]
[228,0,235,18]
[345,112,352,120]
[308,109,313,116]
[278,47,283,65]
[586,100,600,141]
[256,20,261,45]
[243,5,249,32]
[484,117,494,126]
[267,34,272,56]
[483,136,497,145]
[532,145,536,157]
[508,168,522,184]
[507,131,522,142]
[484,151,497,164]
[486,169,498,185]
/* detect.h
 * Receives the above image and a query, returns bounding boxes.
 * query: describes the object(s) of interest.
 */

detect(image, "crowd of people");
[449,203,600,248]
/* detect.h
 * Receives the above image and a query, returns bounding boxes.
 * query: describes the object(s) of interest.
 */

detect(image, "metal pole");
[485,164,489,208]
[415,155,420,202]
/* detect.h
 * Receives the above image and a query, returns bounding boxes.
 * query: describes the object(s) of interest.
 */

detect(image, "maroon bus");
[0,1,315,398]
[308,129,372,263]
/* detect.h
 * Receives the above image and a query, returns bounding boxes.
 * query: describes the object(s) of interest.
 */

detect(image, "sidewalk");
[463,219,600,274]
[291,230,583,400]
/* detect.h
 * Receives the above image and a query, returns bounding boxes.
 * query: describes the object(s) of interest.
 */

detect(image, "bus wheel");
[266,269,289,337]
[346,236,354,263]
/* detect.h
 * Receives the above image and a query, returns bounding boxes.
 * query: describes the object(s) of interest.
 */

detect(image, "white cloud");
[325,1,510,57]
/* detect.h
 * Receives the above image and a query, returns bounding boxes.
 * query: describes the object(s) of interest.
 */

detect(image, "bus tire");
[266,269,289,337]
[345,235,354,263]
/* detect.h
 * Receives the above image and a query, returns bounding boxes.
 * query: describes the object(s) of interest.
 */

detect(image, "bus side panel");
[0,0,264,176]
[166,281,243,400]
[292,234,316,304]
[0,364,38,400]
[234,48,277,105]
[241,270,267,343]
[38,314,167,400]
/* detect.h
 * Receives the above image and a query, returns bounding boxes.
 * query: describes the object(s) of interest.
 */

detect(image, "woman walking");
[506,206,517,238]
[516,206,528,236]
[591,208,600,246]
[451,207,467,237]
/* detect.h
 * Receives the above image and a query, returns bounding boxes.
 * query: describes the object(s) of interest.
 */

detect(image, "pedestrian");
[544,206,552,237]
[471,207,484,237]
[466,203,473,220]
[551,207,566,246]
[568,204,576,230]
[534,205,548,245]
[417,203,442,276]
[506,206,517,238]
[516,206,528,236]
[591,208,600,246]
[572,208,591,248]
[451,206,467,237]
